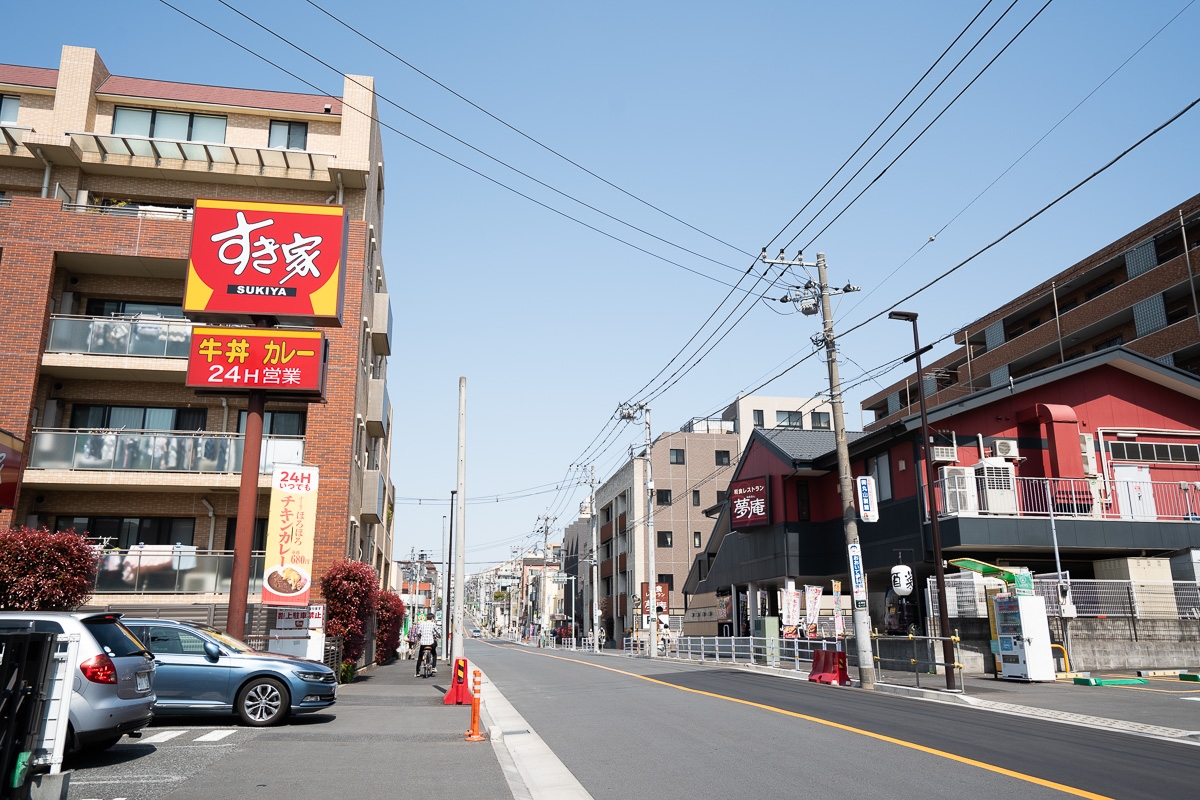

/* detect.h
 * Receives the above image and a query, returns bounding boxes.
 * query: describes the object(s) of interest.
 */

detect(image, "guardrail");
[28,429,304,474]
[47,314,193,358]
[871,630,965,692]
[928,576,1200,621]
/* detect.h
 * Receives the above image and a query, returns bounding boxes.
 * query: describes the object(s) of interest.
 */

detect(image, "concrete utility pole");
[451,377,467,666]
[440,513,448,658]
[537,514,556,636]
[764,250,875,688]
[618,402,655,658]
[589,464,599,643]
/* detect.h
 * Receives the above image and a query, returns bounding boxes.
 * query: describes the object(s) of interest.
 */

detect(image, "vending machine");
[991,594,1055,681]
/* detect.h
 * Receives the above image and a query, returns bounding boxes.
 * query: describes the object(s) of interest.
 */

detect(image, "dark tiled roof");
[0,64,58,88]
[760,427,864,462]
[0,63,342,114]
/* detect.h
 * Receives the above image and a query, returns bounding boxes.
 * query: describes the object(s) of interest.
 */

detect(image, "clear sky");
[8,1,1199,572]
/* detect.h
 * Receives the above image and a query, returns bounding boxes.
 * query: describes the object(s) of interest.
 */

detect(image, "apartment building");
[863,193,1200,430]
[0,46,395,604]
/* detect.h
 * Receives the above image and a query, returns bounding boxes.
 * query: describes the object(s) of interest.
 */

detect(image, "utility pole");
[444,489,456,660]
[618,402,655,658]
[450,377,467,666]
[536,514,557,637]
[766,249,875,688]
[440,513,448,659]
[589,464,599,645]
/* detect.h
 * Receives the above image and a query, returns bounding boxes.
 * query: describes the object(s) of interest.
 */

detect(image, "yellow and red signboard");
[184,199,348,325]
[186,327,325,396]
[0,429,25,510]
[263,465,319,607]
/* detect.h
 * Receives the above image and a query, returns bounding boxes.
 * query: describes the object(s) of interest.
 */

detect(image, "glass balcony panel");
[262,436,304,471]
[48,318,91,352]
[165,322,192,357]
[129,320,170,356]
[29,431,76,469]
[112,434,155,470]
[127,138,155,158]
[73,432,115,470]
[89,319,132,354]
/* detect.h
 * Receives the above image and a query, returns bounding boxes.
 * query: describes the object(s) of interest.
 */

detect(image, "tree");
[320,560,379,666]
[0,528,97,610]
[374,590,406,664]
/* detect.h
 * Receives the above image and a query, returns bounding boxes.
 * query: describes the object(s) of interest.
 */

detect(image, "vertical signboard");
[847,542,868,609]
[856,475,879,522]
[803,585,823,639]
[184,199,349,325]
[640,582,670,614]
[263,464,319,607]
[0,429,25,510]
[831,579,845,638]
[729,476,771,529]
[781,589,801,639]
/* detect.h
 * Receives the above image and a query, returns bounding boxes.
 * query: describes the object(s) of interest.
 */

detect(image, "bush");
[0,528,97,610]
[339,662,357,685]
[320,559,379,666]
[374,590,405,664]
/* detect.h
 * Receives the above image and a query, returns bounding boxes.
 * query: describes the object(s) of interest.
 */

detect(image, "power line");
[302,0,755,261]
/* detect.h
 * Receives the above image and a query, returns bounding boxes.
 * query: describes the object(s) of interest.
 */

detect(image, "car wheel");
[236,677,289,726]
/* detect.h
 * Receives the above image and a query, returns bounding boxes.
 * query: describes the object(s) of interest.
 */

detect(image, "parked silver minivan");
[0,612,156,751]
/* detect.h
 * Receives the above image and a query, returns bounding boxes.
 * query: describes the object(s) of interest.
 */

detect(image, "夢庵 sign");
[263,465,319,607]
[0,429,25,510]
[641,582,670,614]
[186,327,325,396]
[729,476,770,529]
[184,199,348,324]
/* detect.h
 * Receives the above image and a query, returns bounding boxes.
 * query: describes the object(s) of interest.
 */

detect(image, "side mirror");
[203,641,221,661]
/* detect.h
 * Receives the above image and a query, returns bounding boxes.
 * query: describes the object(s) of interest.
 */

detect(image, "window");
[811,411,832,430]
[656,489,672,506]
[669,448,685,465]
[1108,441,1200,463]
[752,409,764,428]
[867,453,892,501]
[85,298,184,318]
[602,577,612,596]
[70,405,205,431]
[692,490,701,507]
[0,95,20,124]
[715,450,730,466]
[1094,334,1122,352]
[693,531,702,548]
[657,530,672,548]
[56,516,195,549]
[603,540,612,560]
[113,107,227,143]
[143,626,209,656]
[269,120,308,150]
[225,518,268,551]
[601,506,612,524]
[1085,280,1115,301]
[776,410,803,428]
[238,410,305,435]
[716,490,727,504]
[656,574,674,592]
[796,482,810,521]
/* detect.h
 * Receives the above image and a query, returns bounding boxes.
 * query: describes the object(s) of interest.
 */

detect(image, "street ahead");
[469,640,1199,800]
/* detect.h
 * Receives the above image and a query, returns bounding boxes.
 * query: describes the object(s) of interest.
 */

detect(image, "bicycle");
[418,647,434,679]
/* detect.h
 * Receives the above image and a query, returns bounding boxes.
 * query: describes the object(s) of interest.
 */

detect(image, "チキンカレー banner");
[184,199,348,324]
[263,465,319,607]
[186,327,325,396]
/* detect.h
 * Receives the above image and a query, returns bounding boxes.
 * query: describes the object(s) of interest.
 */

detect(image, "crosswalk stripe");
[193,730,235,742]
[138,730,188,744]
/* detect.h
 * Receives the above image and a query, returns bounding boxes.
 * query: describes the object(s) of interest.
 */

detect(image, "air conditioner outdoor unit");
[992,439,1020,459]
[1080,433,1097,475]
[930,430,958,464]
[938,465,978,516]
[975,458,1018,514]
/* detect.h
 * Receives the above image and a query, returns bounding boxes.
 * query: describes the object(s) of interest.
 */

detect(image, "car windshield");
[85,617,149,657]
[200,627,254,653]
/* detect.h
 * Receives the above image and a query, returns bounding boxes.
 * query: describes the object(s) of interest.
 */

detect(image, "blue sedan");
[123,618,337,726]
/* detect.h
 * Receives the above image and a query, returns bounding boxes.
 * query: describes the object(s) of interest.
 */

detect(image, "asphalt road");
[468,640,1200,800]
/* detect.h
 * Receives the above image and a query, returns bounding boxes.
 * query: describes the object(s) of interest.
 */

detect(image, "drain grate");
[502,729,531,735]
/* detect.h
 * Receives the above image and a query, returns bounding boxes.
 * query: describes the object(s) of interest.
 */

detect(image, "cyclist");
[414,616,441,677]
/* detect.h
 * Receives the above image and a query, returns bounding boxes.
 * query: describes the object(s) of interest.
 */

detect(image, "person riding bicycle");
[414,616,441,677]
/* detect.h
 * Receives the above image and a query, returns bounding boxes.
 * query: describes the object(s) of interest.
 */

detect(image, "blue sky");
[8,1,1200,570]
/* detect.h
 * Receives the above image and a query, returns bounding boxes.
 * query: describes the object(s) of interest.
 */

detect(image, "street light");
[889,310,957,692]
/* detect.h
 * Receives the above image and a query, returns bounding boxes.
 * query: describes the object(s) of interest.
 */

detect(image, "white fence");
[625,635,855,669]
[928,576,1200,620]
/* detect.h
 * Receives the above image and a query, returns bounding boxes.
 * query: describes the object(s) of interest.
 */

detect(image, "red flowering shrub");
[0,528,98,610]
[320,560,379,666]
[374,590,406,664]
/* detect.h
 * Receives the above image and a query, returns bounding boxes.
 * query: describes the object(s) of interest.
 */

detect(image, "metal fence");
[638,635,854,670]
[871,631,965,692]
[927,576,1200,620]
[62,202,193,221]
[934,475,1200,523]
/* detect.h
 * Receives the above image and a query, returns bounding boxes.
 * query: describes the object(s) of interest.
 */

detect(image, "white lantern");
[890,564,914,597]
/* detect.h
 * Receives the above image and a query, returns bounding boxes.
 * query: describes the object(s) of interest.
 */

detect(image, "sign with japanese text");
[831,579,845,638]
[0,429,25,510]
[856,475,879,523]
[263,464,319,607]
[641,582,670,614]
[729,476,770,529]
[847,542,868,609]
[275,605,324,630]
[804,585,823,639]
[184,199,348,324]
[186,327,325,396]
[781,588,801,639]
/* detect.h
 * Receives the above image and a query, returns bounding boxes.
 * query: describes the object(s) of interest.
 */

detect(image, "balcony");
[360,468,386,524]
[24,429,304,491]
[372,291,392,356]
[366,376,389,438]
[934,475,1200,523]
[92,546,264,595]
[43,315,192,382]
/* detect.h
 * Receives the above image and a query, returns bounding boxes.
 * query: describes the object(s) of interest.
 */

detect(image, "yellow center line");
[480,641,1112,800]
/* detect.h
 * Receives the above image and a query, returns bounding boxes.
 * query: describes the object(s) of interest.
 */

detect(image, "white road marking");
[137,730,189,744]
[193,729,236,741]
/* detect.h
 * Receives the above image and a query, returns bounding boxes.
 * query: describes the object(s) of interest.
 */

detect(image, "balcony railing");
[933,475,1200,523]
[28,429,304,474]
[93,546,263,594]
[928,576,1200,621]
[62,202,192,221]
[681,417,737,434]
[47,315,193,358]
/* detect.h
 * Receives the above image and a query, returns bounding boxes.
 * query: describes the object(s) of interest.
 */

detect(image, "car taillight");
[80,654,118,684]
